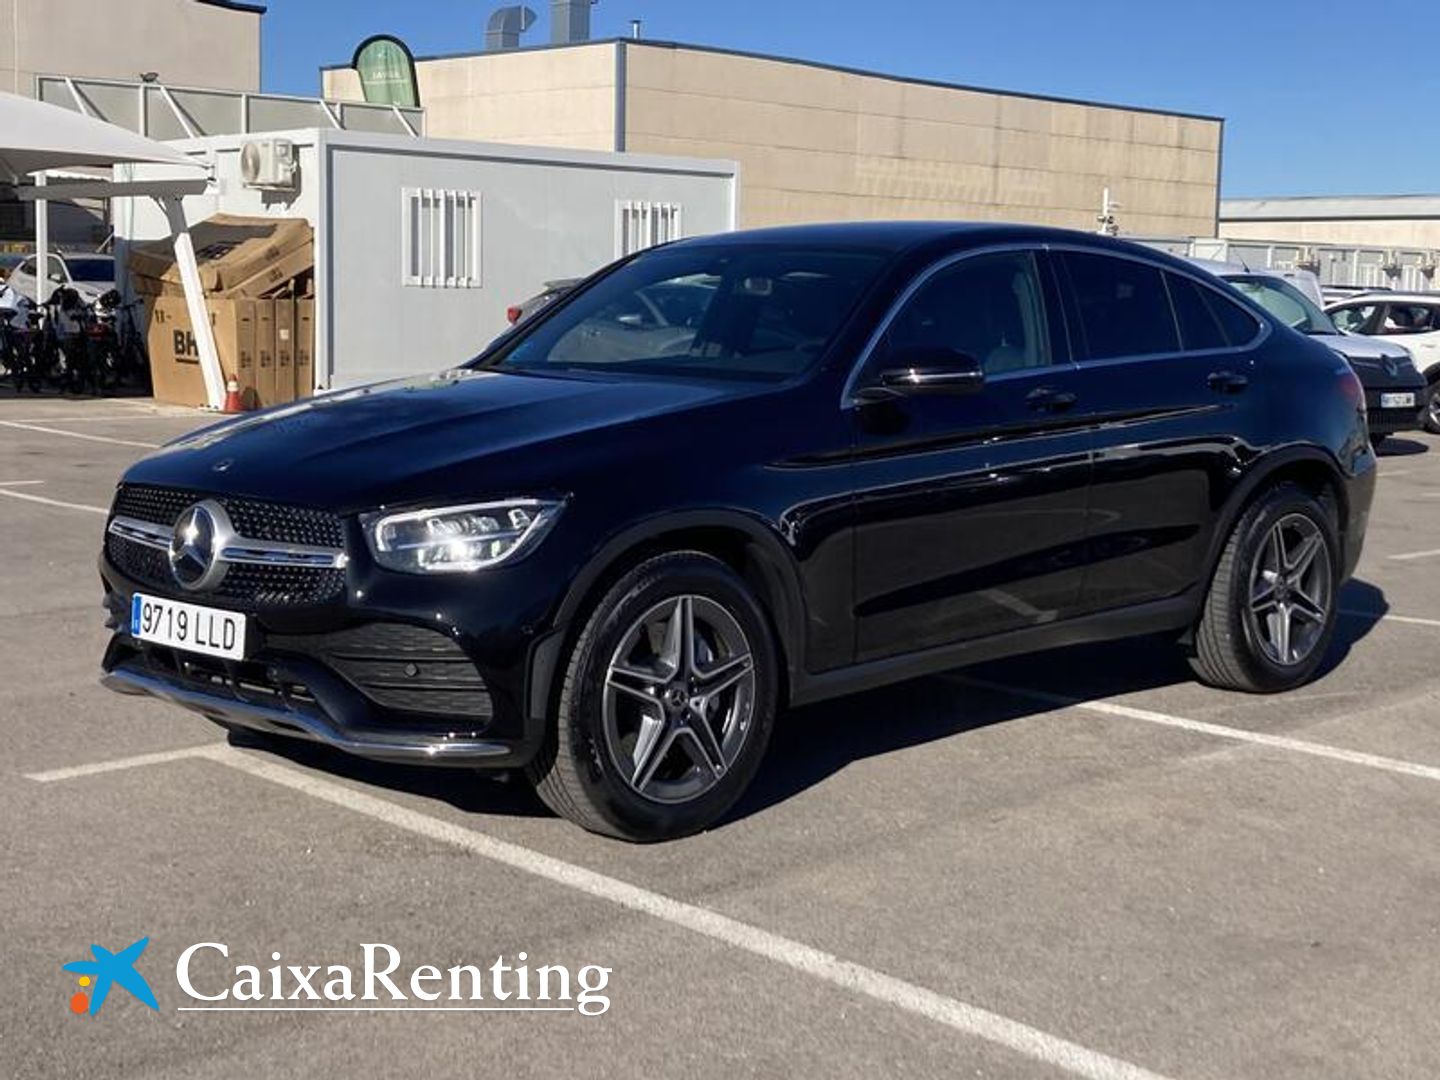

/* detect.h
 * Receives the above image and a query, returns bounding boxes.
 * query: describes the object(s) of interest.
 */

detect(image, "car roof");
[669,220,1174,260]
[1327,291,1439,305]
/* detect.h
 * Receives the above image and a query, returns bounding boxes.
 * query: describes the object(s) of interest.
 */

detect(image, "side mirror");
[856,346,984,402]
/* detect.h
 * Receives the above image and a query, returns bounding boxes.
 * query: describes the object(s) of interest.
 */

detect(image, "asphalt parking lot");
[5,393,1440,1080]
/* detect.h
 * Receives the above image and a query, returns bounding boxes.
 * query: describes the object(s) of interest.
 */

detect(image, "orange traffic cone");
[222,378,246,414]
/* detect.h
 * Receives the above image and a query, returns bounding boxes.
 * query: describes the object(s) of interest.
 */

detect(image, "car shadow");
[1376,436,1430,456]
[227,579,1394,832]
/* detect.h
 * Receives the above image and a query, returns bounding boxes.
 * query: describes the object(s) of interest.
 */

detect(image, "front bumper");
[102,659,514,765]
[98,539,562,769]
[1357,369,1426,437]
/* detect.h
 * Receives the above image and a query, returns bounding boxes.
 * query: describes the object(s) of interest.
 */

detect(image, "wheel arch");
[526,511,808,725]
[1202,447,1352,590]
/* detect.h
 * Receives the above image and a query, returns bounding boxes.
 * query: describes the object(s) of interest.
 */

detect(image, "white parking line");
[0,488,107,515]
[0,479,45,486]
[0,419,159,448]
[1341,609,1440,629]
[1389,548,1440,562]
[23,744,219,783]
[958,677,1440,784]
[26,742,1174,1080]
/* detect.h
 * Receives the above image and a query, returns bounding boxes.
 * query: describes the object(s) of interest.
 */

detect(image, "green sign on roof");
[352,35,420,109]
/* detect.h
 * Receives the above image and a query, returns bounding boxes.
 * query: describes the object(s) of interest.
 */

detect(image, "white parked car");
[7,252,114,304]
[1325,292,1440,433]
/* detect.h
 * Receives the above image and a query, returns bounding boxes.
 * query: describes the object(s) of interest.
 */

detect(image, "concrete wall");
[622,44,1221,235]
[0,0,260,96]
[328,42,1222,237]
[324,43,616,152]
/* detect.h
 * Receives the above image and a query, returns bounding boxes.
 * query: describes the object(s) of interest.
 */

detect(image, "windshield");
[64,258,113,284]
[1225,275,1337,335]
[482,245,888,381]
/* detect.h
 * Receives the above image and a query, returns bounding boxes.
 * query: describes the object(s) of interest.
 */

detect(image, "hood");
[1324,332,1411,364]
[123,368,745,513]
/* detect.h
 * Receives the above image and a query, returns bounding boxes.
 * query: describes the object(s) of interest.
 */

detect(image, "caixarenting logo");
[65,939,612,1016]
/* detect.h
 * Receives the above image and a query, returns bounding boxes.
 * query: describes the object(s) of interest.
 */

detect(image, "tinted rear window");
[1166,273,1229,351]
[1064,252,1179,360]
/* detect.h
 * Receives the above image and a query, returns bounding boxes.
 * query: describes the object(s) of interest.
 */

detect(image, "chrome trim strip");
[101,666,509,764]
[108,514,347,569]
[107,516,172,550]
[219,545,348,569]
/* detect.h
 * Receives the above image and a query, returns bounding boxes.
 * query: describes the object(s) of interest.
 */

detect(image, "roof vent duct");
[550,0,595,44]
[486,5,536,50]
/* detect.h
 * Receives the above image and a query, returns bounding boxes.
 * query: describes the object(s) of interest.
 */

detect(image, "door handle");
[1207,370,1248,394]
[1026,386,1078,412]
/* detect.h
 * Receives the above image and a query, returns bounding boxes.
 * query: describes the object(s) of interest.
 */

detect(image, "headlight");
[363,499,561,574]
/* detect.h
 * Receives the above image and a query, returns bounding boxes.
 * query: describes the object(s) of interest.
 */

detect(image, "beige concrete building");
[1221,195,1440,250]
[0,0,261,97]
[324,39,1223,237]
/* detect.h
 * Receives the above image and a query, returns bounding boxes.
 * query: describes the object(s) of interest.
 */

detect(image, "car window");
[1224,275,1336,336]
[1166,273,1229,351]
[1330,304,1380,334]
[46,255,66,282]
[881,250,1051,375]
[1063,251,1179,360]
[1381,304,1440,335]
[489,246,888,381]
[64,258,113,284]
[16,257,33,277]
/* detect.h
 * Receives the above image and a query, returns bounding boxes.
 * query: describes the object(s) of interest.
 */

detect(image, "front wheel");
[527,552,778,841]
[1424,377,1440,435]
[1189,483,1340,693]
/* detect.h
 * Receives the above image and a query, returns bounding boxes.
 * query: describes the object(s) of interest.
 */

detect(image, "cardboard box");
[295,298,315,398]
[273,300,296,406]
[255,300,278,408]
[221,241,314,299]
[145,295,257,408]
[129,214,312,294]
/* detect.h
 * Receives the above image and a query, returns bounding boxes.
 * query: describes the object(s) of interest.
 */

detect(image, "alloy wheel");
[1245,513,1332,667]
[602,594,756,805]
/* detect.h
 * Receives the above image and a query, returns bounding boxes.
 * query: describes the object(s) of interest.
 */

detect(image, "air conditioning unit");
[240,138,298,191]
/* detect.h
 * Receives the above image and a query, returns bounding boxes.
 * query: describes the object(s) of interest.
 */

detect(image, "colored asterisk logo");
[63,937,159,1016]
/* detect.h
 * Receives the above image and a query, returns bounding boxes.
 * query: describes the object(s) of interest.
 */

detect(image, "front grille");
[269,623,493,721]
[106,483,346,608]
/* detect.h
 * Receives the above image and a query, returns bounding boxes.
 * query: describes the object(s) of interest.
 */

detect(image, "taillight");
[506,305,522,325]
[1337,364,1364,408]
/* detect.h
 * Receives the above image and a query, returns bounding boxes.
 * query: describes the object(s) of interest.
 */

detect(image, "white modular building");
[113,128,739,390]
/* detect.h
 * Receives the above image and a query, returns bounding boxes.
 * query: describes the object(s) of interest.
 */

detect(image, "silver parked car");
[7,252,114,304]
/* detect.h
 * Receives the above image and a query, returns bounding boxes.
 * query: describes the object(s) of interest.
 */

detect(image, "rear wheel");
[526,552,778,841]
[1189,483,1339,693]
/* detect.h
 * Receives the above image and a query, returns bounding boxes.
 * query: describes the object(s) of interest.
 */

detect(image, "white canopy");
[0,90,224,408]
[0,89,199,181]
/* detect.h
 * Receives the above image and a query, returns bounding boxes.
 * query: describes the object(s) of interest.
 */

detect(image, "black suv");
[100,223,1375,840]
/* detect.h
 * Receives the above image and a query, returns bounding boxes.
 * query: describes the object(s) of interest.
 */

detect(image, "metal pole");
[34,172,49,303]
[160,195,225,409]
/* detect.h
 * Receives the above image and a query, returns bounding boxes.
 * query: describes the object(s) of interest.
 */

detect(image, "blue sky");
[260,0,1440,198]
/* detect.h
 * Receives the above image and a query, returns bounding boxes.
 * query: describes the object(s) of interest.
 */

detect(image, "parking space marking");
[23,744,220,783]
[1341,609,1440,629]
[0,488,107,515]
[1389,548,1440,562]
[0,419,160,449]
[25,742,1174,1080]
[958,677,1440,784]
[0,479,45,486]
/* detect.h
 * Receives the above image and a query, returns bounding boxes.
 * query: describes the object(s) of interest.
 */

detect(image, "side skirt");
[789,592,1200,708]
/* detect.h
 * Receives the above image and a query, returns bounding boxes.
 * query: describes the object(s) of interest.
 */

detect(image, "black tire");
[1189,482,1340,693]
[526,551,778,841]
[1424,377,1440,435]
[1371,434,1389,451]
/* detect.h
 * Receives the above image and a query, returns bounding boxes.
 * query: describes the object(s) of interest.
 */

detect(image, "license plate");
[1380,392,1416,409]
[130,593,247,660]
